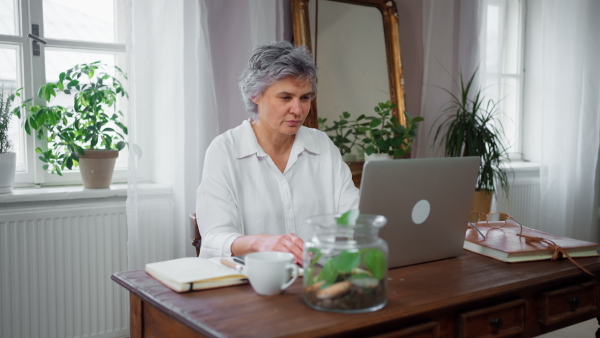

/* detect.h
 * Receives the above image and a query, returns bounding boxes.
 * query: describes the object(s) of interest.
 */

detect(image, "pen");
[220,258,244,273]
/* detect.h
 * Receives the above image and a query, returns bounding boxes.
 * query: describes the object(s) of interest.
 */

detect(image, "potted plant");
[318,112,361,162]
[14,62,128,188]
[432,69,510,212]
[355,101,424,161]
[0,86,18,193]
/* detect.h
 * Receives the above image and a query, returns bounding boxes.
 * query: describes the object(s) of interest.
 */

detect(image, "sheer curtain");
[530,0,600,240]
[126,0,286,270]
[417,0,486,159]
[419,0,600,241]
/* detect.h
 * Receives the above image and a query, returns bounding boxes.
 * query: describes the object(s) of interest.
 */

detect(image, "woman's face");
[252,76,313,137]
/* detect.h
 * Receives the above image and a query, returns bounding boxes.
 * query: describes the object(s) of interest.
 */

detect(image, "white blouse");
[196,119,360,258]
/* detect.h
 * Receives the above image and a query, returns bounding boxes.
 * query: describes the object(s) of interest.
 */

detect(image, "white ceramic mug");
[245,251,299,296]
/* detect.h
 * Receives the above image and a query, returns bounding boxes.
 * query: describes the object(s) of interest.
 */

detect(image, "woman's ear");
[251,95,261,104]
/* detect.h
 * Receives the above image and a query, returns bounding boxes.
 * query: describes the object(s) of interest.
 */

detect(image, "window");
[1,0,126,187]
[481,0,525,161]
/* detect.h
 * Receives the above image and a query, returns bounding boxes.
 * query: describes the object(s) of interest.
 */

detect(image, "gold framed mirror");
[291,0,407,129]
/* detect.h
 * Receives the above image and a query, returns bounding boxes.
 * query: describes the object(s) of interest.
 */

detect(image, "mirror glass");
[292,0,406,130]
[309,1,390,122]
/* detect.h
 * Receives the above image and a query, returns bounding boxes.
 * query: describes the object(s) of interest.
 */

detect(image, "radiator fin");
[497,182,541,230]
[0,201,154,338]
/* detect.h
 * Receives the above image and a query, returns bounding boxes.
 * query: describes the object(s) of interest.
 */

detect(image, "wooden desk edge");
[111,253,600,338]
[111,272,223,338]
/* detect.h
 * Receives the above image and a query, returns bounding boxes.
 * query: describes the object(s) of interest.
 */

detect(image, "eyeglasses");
[468,211,524,240]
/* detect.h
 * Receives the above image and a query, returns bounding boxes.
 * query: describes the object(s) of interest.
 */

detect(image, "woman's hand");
[231,233,304,264]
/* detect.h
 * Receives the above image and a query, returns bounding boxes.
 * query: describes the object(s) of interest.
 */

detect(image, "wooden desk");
[112,251,600,337]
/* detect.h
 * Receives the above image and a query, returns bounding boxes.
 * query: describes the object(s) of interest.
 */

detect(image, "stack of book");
[464,222,600,263]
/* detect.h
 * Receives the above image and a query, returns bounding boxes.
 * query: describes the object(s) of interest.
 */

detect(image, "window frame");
[481,0,526,162]
[3,0,128,187]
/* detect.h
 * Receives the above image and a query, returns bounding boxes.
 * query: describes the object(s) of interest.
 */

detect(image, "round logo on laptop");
[411,199,430,224]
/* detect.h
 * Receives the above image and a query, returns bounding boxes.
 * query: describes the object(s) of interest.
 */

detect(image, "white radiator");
[496,164,541,230]
[0,196,173,338]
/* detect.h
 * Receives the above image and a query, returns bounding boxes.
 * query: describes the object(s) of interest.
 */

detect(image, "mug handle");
[281,263,299,290]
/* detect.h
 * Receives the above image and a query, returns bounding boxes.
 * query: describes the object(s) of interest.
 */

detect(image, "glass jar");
[303,213,388,313]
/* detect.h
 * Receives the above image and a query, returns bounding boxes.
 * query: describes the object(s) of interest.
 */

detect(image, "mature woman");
[196,41,359,263]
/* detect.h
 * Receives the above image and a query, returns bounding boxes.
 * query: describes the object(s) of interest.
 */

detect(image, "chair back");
[190,213,201,256]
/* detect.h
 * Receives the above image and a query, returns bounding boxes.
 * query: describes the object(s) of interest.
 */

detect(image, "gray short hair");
[239,41,317,115]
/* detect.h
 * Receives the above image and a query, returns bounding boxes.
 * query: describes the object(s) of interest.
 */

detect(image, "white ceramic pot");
[0,152,16,193]
[364,153,393,162]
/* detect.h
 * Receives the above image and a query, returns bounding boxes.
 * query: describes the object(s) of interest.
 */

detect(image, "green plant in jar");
[304,210,388,312]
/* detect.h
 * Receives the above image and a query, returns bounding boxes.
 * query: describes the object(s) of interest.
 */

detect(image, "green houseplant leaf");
[363,248,386,280]
[431,68,510,196]
[335,250,361,273]
[14,62,129,175]
[354,101,424,157]
[337,209,359,226]
[318,112,362,156]
[319,101,424,159]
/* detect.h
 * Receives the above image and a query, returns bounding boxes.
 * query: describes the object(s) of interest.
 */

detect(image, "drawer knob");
[569,297,580,309]
[490,317,504,330]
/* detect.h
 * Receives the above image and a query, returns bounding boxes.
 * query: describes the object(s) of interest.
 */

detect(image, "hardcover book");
[145,257,247,293]
[464,222,600,263]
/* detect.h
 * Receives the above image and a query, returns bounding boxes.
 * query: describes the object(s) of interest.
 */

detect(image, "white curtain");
[531,0,600,240]
[419,0,600,241]
[417,0,486,159]
[126,0,286,270]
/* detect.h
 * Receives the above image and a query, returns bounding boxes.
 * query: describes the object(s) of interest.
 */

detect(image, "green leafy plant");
[318,112,360,156]
[306,210,386,288]
[13,62,128,175]
[336,209,359,226]
[432,69,510,195]
[0,86,18,154]
[318,101,424,159]
[309,247,386,288]
[355,101,424,158]
[304,210,387,311]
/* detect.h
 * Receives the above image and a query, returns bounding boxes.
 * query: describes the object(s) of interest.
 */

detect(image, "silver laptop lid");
[359,157,480,269]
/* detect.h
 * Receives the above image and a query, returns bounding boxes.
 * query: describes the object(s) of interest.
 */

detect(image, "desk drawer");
[458,299,525,338]
[373,321,439,338]
[538,281,598,326]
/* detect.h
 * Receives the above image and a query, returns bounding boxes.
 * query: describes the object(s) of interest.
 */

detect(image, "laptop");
[359,157,480,269]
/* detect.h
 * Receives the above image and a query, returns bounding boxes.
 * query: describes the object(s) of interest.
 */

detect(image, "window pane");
[0,0,18,36]
[503,0,521,74]
[43,0,125,43]
[45,48,128,170]
[485,4,501,71]
[0,45,25,171]
[499,76,520,154]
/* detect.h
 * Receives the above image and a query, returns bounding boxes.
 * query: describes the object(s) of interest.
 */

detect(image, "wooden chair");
[190,213,201,256]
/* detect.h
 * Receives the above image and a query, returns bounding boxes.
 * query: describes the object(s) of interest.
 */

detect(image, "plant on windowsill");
[354,101,424,161]
[0,86,18,193]
[13,62,129,189]
[431,68,510,213]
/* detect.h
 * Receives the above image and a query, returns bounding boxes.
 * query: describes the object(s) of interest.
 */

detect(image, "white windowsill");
[506,160,540,171]
[0,182,172,204]
[503,160,541,183]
